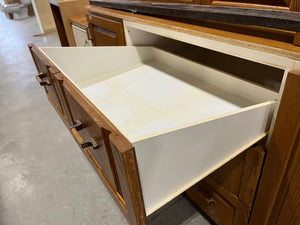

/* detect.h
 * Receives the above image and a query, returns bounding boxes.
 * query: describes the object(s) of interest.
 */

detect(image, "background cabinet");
[87,13,126,46]
[187,145,265,225]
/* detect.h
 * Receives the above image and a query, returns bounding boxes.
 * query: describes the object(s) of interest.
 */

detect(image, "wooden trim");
[290,0,300,11]
[70,127,128,217]
[52,72,75,126]
[238,145,265,207]
[294,33,300,46]
[50,3,69,46]
[189,176,250,225]
[249,72,300,225]
[110,135,147,225]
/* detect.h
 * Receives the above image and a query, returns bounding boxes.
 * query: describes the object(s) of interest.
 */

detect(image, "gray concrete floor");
[0,13,212,225]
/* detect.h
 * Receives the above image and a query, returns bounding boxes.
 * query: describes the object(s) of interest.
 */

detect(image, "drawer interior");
[40,46,277,142]
[40,46,277,215]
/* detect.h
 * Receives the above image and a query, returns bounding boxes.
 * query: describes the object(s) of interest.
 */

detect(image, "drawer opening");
[39,46,277,215]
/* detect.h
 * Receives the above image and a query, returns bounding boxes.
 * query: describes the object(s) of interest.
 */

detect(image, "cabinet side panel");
[249,72,300,225]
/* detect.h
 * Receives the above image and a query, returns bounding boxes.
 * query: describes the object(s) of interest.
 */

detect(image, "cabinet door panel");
[29,44,64,115]
[210,145,265,207]
[63,80,117,190]
[187,181,235,225]
[87,13,126,46]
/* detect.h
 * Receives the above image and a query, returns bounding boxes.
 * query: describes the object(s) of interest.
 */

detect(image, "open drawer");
[37,46,277,218]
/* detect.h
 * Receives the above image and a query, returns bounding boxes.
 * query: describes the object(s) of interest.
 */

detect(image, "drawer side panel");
[133,101,275,215]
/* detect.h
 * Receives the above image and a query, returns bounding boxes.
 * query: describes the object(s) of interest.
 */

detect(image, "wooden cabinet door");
[87,13,126,46]
[201,0,299,11]
[187,181,235,225]
[187,145,265,225]
[28,44,65,116]
[62,78,119,191]
[210,145,265,207]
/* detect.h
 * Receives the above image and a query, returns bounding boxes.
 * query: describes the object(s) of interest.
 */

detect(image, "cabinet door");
[62,78,118,190]
[201,0,299,11]
[187,180,235,225]
[29,44,65,116]
[87,13,126,46]
[210,145,265,207]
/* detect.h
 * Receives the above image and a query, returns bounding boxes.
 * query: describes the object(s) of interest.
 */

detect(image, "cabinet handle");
[81,138,99,150]
[35,73,50,86]
[70,120,83,131]
[70,120,99,150]
[86,27,92,40]
[207,197,217,205]
[196,186,218,206]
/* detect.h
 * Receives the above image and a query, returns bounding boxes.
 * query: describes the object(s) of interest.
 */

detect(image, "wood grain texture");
[188,176,250,225]
[52,72,75,126]
[187,181,235,225]
[210,151,244,196]
[202,145,265,208]
[294,33,300,46]
[189,145,264,224]
[63,78,118,190]
[249,72,300,225]
[50,4,69,46]
[69,15,89,29]
[238,145,264,207]
[70,127,128,217]
[28,44,64,115]
[290,0,300,11]
[58,0,89,46]
[87,6,300,61]
[110,136,147,225]
[90,0,300,32]
[50,0,89,46]
[87,12,126,46]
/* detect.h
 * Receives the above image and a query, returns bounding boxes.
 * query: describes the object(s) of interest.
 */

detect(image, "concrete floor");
[0,13,213,225]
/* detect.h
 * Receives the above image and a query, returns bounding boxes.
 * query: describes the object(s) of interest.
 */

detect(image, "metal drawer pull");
[80,138,99,149]
[196,186,218,206]
[207,197,217,205]
[35,73,50,86]
[70,120,83,131]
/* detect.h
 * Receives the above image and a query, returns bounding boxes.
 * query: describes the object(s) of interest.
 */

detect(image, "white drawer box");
[39,46,277,215]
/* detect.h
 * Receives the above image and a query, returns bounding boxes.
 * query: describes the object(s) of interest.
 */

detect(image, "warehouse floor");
[0,13,212,225]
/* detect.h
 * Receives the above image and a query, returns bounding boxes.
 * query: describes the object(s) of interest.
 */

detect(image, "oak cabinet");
[30,5,300,225]
[87,13,126,46]
[30,42,278,225]
[187,145,265,225]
